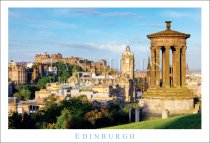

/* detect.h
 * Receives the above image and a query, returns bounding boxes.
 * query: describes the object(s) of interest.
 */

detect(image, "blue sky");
[9,8,201,71]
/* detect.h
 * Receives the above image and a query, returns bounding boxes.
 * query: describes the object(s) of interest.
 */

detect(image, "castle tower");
[121,45,134,79]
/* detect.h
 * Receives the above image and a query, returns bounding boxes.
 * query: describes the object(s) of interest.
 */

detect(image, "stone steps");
[142,87,195,99]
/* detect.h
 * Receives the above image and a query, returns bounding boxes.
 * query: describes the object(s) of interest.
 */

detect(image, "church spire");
[186,63,189,73]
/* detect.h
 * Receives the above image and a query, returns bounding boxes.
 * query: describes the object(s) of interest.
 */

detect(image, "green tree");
[107,103,120,112]
[122,103,140,113]
[110,111,129,125]
[41,96,62,124]
[26,84,40,99]
[9,112,22,129]
[46,123,56,129]
[56,108,72,129]
[52,62,72,82]
[22,113,36,129]
[14,84,39,100]
[60,95,92,118]
[13,92,21,99]
[13,88,31,100]
[44,96,57,109]
[85,108,110,125]
[136,77,148,91]
[77,94,89,103]
[37,77,50,89]
[72,64,80,72]
[19,88,31,100]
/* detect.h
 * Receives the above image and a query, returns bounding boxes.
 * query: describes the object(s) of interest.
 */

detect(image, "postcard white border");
[1,1,209,142]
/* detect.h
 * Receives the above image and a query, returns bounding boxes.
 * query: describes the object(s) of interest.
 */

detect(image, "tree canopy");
[13,88,31,101]
[9,95,130,129]
[37,77,51,89]
[56,108,72,129]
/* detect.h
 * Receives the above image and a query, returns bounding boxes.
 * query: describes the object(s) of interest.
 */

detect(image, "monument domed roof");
[147,21,190,39]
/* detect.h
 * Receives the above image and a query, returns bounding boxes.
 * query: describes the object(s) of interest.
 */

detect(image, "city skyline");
[9,8,201,71]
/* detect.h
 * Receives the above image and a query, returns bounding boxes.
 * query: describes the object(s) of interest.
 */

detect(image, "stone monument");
[141,21,196,120]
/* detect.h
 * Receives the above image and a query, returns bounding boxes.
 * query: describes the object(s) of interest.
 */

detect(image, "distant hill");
[104,113,201,129]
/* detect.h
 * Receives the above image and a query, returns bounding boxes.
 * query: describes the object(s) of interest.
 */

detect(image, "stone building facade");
[8,61,27,85]
[35,52,62,64]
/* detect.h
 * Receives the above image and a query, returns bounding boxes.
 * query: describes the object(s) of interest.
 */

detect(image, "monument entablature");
[150,38,186,47]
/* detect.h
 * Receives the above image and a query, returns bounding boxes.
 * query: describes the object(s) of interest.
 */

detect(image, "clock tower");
[121,45,134,79]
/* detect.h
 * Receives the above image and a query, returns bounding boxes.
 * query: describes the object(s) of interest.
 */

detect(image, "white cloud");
[53,9,100,16]
[162,11,190,18]
[60,40,151,56]
[159,10,200,22]
[140,23,164,28]
[132,44,150,53]
[53,9,143,19]
[29,21,78,30]
[60,41,127,53]
[9,10,78,30]
[99,43,127,52]
[103,12,143,19]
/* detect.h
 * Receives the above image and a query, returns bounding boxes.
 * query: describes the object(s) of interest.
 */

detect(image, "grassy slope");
[104,113,201,129]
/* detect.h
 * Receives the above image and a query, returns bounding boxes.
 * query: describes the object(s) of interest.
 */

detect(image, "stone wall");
[142,98,194,114]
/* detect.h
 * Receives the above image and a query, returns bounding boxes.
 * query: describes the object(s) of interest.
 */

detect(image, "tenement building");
[141,21,197,119]
[8,61,27,85]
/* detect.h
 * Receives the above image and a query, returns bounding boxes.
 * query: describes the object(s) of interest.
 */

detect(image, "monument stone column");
[155,47,160,86]
[172,49,176,87]
[162,48,166,87]
[175,46,181,87]
[165,46,170,88]
[150,47,155,87]
[181,46,187,87]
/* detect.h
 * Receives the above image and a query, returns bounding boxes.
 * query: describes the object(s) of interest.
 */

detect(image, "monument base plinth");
[141,87,196,120]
